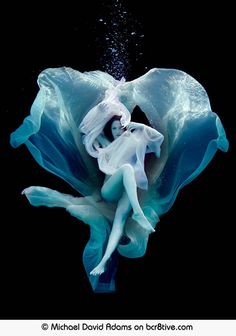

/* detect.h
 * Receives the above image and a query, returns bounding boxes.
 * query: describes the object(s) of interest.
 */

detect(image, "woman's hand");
[127,122,144,132]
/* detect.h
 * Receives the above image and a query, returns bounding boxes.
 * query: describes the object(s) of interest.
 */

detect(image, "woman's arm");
[96,133,111,148]
[126,121,144,132]
[142,125,164,158]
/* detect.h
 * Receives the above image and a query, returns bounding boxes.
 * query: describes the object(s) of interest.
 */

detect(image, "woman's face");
[111,120,125,139]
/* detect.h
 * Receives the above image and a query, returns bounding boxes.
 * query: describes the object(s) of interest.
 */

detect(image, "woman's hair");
[103,115,125,141]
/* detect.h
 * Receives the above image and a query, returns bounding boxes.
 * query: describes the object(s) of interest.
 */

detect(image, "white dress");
[97,126,164,190]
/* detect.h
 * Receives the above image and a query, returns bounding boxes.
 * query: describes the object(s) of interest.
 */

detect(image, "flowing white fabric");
[98,126,164,190]
[10,67,229,292]
[79,82,131,158]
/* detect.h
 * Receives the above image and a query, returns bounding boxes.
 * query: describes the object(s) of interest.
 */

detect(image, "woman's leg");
[90,192,131,276]
[101,164,155,232]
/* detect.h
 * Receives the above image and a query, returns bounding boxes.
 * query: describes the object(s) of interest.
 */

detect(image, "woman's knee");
[121,164,134,177]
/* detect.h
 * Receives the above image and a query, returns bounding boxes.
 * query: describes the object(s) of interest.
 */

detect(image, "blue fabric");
[10,67,228,292]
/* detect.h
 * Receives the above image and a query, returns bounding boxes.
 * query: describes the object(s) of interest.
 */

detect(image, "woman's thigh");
[101,169,124,202]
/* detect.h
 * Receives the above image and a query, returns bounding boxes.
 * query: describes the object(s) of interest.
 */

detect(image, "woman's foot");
[132,212,155,233]
[90,260,107,276]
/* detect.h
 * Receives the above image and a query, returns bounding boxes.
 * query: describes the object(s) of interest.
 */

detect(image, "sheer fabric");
[10,67,228,292]
[97,127,164,190]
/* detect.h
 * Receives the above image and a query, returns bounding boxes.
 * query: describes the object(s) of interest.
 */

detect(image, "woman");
[10,67,228,291]
[80,107,164,275]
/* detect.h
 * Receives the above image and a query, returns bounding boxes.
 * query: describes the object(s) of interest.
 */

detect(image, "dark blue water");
[95,0,145,79]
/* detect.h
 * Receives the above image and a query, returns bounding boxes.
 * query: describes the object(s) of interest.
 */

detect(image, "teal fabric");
[10,67,228,292]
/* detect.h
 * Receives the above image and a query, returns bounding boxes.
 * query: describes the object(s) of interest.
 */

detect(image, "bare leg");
[90,192,131,276]
[101,164,154,232]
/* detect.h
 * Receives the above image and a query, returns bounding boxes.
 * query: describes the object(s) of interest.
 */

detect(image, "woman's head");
[103,116,126,141]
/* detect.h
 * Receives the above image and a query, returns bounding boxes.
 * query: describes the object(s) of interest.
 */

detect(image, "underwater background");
[1,0,235,319]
